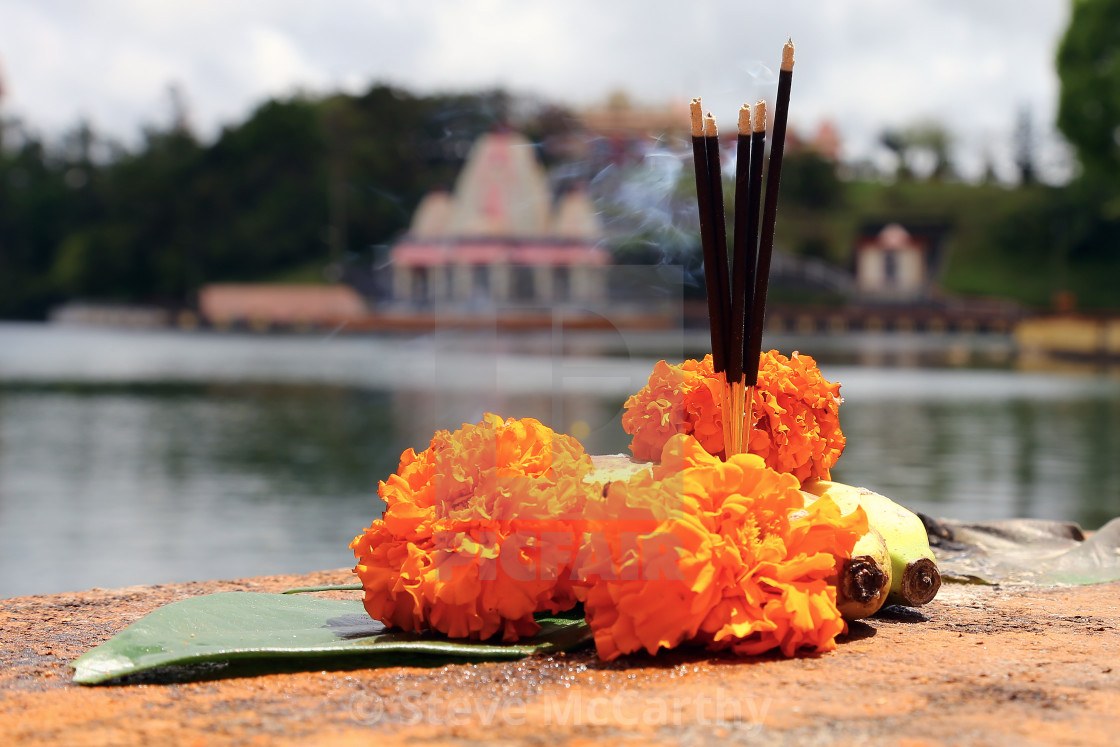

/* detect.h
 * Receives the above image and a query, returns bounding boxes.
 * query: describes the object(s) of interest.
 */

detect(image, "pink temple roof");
[391,241,609,267]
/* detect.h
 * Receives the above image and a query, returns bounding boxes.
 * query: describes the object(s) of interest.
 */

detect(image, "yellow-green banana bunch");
[802,479,941,618]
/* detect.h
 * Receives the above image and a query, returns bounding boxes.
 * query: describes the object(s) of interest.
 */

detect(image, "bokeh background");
[1,0,1118,598]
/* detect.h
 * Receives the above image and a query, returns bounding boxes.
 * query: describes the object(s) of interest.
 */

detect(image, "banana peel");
[803,479,942,608]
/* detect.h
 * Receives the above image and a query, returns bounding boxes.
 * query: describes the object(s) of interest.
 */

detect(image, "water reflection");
[0,384,387,599]
[0,382,635,598]
[1,323,1118,598]
[835,395,1120,530]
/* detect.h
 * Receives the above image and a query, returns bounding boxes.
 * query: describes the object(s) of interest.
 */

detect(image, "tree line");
[0,87,577,318]
[1,0,1118,318]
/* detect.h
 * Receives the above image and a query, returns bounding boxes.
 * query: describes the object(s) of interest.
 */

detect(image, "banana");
[587,454,653,489]
[800,490,892,619]
[836,527,892,619]
[802,479,941,607]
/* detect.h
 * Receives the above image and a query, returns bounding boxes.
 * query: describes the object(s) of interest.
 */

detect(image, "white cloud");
[0,0,1073,176]
[242,26,326,94]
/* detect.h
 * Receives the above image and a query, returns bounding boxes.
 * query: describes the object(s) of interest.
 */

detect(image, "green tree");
[902,122,954,181]
[878,128,911,181]
[1056,0,1120,187]
[780,151,844,210]
[6,84,583,317]
[878,122,954,182]
[191,96,327,288]
[1055,0,1120,282]
[0,124,106,317]
[776,150,847,262]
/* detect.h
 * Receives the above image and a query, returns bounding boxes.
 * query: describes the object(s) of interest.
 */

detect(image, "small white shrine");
[854,223,931,301]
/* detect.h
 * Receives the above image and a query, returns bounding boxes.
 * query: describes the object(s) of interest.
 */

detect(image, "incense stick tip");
[690,99,704,137]
[703,112,718,138]
[781,39,795,71]
[752,100,767,133]
[738,104,751,135]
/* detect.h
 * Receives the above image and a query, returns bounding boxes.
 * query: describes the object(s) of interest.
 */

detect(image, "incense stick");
[690,99,728,377]
[689,39,796,459]
[703,112,735,456]
[703,112,732,377]
[727,101,767,455]
[726,105,748,455]
[728,104,752,391]
[745,40,794,390]
[742,100,767,377]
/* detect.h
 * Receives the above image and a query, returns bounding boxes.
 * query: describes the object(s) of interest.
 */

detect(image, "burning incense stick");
[745,40,794,393]
[703,112,732,374]
[690,99,729,378]
[726,105,752,456]
[744,101,767,314]
[690,39,796,460]
[727,101,767,456]
[703,111,735,455]
[728,104,752,393]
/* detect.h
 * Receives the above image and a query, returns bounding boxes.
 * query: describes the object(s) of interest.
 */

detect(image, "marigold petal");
[352,414,598,640]
[623,353,846,480]
[578,433,859,660]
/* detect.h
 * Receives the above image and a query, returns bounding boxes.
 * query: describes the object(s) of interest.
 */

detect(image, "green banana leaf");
[71,591,591,685]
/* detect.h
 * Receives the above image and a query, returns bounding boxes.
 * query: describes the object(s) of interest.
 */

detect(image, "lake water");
[2,322,1118,598]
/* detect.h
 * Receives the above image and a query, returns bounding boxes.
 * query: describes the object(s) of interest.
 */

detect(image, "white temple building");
[854,223,932,301]
[389,131,609,308]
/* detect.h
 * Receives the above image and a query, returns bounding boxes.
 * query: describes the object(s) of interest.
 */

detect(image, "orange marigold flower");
[576,433,866,660]
[621,357,725,461]
[622,352,845,481]
[350,414,597,642]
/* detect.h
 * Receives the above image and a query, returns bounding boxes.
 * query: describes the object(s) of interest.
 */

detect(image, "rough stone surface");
[2,570,1119,745]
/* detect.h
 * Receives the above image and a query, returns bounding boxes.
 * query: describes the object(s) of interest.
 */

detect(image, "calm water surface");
[1,323,1117,598]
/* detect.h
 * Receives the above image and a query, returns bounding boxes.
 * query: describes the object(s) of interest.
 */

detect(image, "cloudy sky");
[0,0,1072,179]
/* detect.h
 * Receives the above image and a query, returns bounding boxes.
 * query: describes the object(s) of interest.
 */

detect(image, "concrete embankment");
[3,569,1119,745]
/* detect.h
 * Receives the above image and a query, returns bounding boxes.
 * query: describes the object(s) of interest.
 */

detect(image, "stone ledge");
[3,571,1119,745]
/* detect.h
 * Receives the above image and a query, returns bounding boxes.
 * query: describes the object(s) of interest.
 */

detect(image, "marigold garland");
[353,388,858,659]
[621,351,845,481]
[575,433,866,660]
[350,414,597,642]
